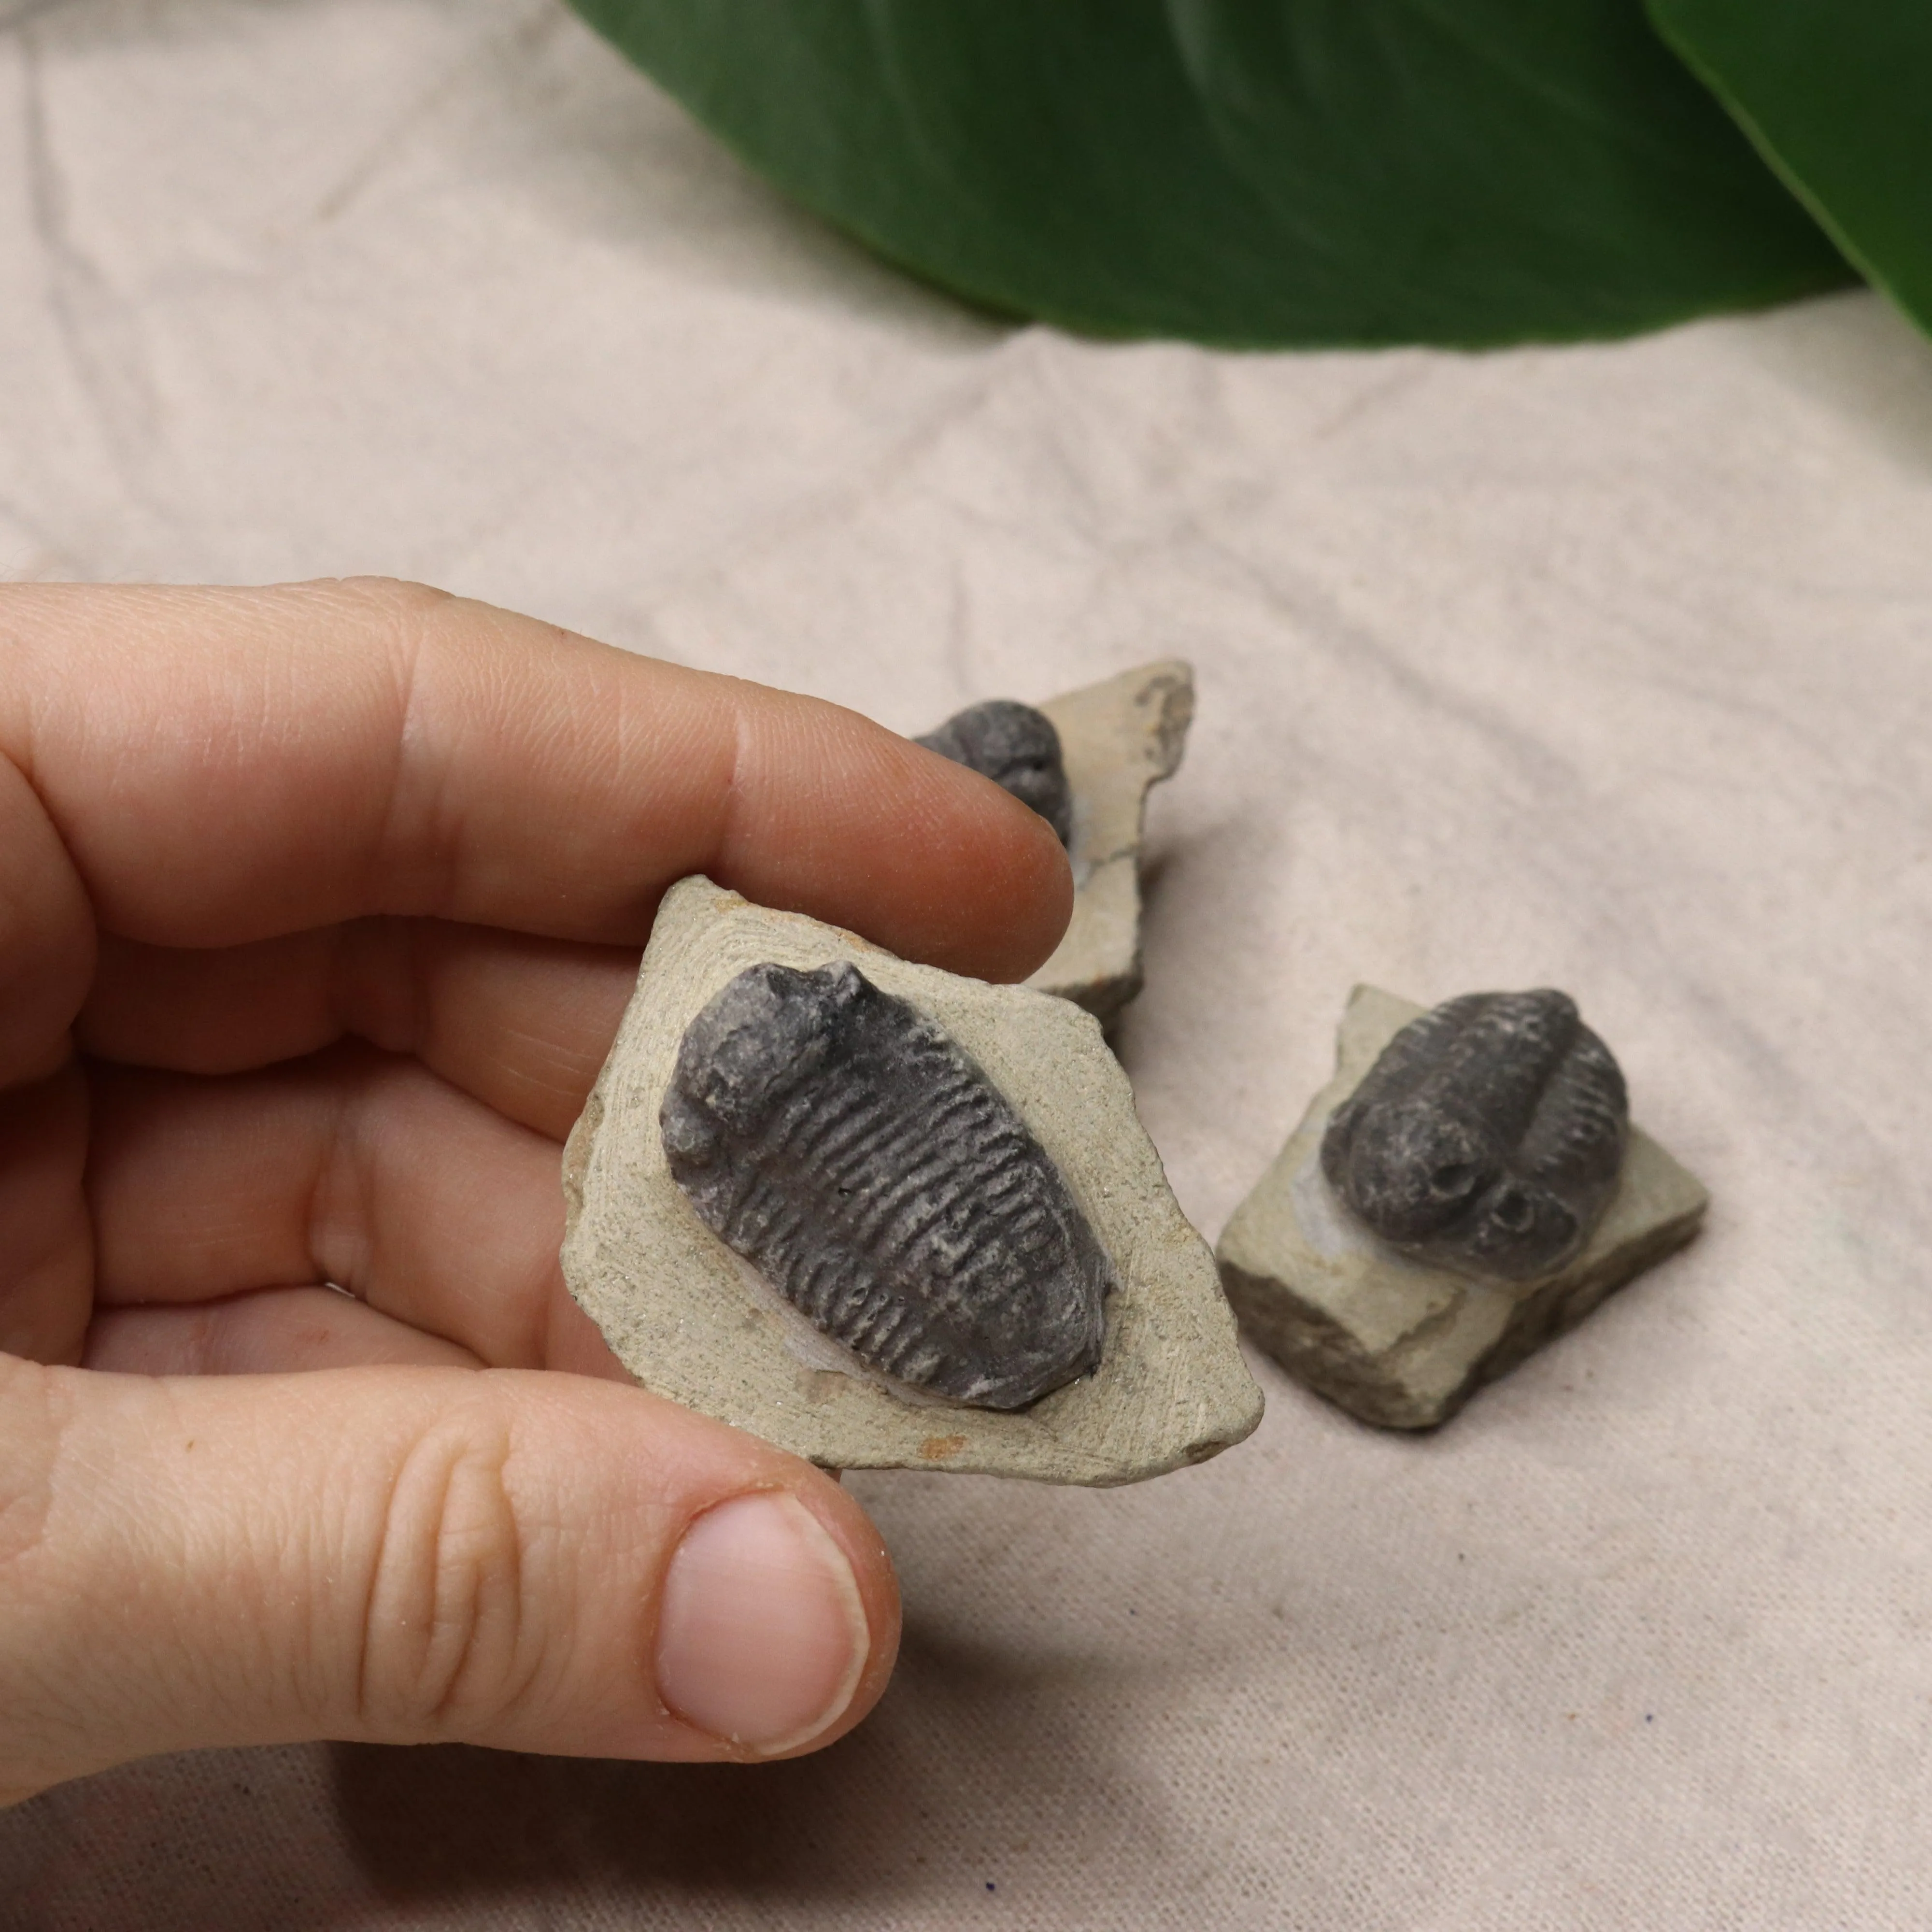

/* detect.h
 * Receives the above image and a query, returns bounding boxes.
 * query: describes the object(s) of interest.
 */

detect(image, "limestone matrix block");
[1217,986,1708,1431]
[1026,660,1194,1024]
[563,875,1264,1484]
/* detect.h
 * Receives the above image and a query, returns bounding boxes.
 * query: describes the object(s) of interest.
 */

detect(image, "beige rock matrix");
[1024,660,1194,1023]
[563,876,1263,1484]
[1218,985,1707,1431]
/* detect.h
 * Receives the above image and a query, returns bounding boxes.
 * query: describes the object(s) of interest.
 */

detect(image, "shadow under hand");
[330,1619,1167,1911]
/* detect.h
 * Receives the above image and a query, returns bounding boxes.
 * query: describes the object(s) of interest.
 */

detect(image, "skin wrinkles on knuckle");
[401,925,599,1122]
[362,589,474,922]
[710,698,758,878]
[351,1402,546,1740]
[301,1054,382,1298]
[601,660,656,802]
[372,615,434,898]
[260,1041,560,1368]
[0,757,99,1078]
[328,917,427,1060]
[0,632,64,786]
[0,1356,67,1579]
[0,1361,96,1797]
[369,591,582,923]
[589,670,736,885]
[316,577,455,626]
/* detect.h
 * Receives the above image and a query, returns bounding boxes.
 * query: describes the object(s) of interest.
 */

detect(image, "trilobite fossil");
[661,960,1111,1408]
[1320,990,1629,1282]
[916,699,1073,846]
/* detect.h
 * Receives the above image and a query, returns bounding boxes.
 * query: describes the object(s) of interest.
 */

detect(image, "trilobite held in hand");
[1320,990,1629,1282]
[661,961,1112,1408]
[916,699,1074,846]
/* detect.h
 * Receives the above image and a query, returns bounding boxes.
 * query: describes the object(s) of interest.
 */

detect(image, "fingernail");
[655,1492,869,1755]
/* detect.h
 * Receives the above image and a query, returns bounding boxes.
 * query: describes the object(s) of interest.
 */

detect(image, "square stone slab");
[1025,660,1193,1023]
[563,875,1263,1484]
[1216,985,1709,1431]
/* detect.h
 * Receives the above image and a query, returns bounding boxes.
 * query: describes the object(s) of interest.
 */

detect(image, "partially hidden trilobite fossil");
[916,699,1074,846]
[661,960,1112,1409]
[1320,990,1629,1282]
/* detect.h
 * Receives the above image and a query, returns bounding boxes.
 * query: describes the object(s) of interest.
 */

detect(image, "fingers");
[0,752,93,1088]
[0,1066,91,1366]
[0,1358,900,1803]
[84,1287,483,1376]
[0,580,1071,982]
[82,921,639,1140]
[86,1047,601,1373]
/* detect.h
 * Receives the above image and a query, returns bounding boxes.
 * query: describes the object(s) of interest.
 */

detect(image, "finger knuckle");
[0,1362,87,1798]
[0,1356,65,1576]
[330,576,453,621]
[354,1405,546,1739]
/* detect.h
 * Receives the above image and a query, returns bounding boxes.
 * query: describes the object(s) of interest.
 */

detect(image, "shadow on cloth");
[329,1616,1169,1906]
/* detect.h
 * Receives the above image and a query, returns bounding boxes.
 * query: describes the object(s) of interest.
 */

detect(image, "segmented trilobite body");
[916,700,1073,846]
[662,961,1111,1408]
[1321,990,1628,1281]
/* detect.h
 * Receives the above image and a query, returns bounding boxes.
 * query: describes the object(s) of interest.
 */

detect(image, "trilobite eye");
[659,1107,717,1166]
[1429,1161,1480,1200]
[1488,1185,1534,1234]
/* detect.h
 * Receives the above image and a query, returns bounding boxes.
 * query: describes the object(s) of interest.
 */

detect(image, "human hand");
[0,579,1071,1804]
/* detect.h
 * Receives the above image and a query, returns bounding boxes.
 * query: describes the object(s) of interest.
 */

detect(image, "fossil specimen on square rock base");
[1321,989,1628,1283]
[919,662,1194,1026]
[563,876,1262,1483]
[1218,986,1706,1432]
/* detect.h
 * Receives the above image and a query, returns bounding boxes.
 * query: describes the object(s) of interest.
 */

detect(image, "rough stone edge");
[562,876,1263,1485]
[1217,985,1709,1431]
[1026,660,1194,1024]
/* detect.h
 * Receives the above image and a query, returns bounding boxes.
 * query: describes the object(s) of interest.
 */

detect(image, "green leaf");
[568,0,1851,348]
[1646,0,1932,339]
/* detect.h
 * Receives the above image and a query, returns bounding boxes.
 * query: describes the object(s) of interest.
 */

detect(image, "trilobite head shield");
[915,699,1073,847]
[1320,989,1629,1282]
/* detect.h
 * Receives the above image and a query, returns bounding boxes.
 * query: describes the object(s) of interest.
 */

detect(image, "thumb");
[0,1357,898,1804]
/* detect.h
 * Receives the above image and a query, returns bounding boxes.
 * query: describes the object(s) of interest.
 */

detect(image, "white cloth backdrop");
[4,2,1932,1925]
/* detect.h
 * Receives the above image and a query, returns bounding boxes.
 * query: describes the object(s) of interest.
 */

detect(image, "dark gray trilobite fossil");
[916,699,1073,846]
[1321,990,1629,1282]
[661,960,1111,1408]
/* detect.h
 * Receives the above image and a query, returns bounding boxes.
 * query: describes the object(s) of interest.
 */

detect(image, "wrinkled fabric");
[4,2,1932,1926]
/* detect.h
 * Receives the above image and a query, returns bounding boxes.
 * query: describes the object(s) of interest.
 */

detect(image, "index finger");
[0,578,1071,978]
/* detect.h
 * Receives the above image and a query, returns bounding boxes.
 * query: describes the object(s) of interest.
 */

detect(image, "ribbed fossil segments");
[916,699,1074,846]
[1320,990,1629,1282]
[661,961,1112,1408]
